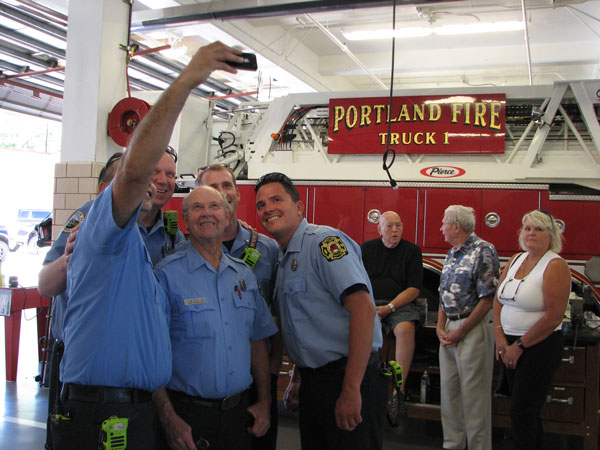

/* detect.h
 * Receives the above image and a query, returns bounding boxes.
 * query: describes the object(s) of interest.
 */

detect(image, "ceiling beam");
[132,0,432,29]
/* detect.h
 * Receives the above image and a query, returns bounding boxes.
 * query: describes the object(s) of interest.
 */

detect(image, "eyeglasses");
[98,152,123,183]
[166,145,178,163]
[254,172,297,194]
[538,209,554,227]
[498,277,525,302]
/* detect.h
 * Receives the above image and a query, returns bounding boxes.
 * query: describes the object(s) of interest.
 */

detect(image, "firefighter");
[255,172,388,450]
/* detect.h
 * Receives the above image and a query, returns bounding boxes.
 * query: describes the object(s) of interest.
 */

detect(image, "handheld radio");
[163,210,179,236]
[100,416,128,450]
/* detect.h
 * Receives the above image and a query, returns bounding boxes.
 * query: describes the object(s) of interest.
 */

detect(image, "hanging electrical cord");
[383,0,398,189]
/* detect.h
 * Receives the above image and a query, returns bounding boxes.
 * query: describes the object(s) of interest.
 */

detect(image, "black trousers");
[505,331,563,450]
[158,389,252,450]
[50,385,158,450]
[45,338,63,450]
[298,355,388,450]
[250,374,279,450]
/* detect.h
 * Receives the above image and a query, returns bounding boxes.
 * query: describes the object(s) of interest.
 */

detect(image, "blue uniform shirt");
[139,210,185,266]
[274,218,382,369]
[156,244,278,398]
[439,233,500,315]
[43,200,93,341]
[225,222,278,305]
[61,184,172,391]
[176,221,278,304]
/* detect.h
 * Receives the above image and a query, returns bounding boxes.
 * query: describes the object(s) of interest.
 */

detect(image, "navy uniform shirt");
[61,184,171,391]
[439,233,500,315]
[43,200,93,341]
[274,218,382,369]
[155,245,278,398]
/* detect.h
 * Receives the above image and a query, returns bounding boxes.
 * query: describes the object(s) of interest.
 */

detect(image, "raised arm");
[112,42,243,227]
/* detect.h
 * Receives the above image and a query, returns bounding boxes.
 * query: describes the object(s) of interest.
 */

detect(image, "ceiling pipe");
[2,66,64,79]
[134,0,415,29]
[0,3,255,111]
[0,77,62,98]
[520,0,533,86]
[305,13,388,90]
[0,59,63,87]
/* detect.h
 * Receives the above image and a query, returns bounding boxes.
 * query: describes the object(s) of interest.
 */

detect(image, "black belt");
[167,388,247,411]
[62,383,152,404]
[446,310,472,321]
[299,352,380,376]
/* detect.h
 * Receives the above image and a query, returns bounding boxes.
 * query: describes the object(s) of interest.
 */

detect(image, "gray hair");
[443,205,475,233]
[519,210,563,253]
[182,186,231,217]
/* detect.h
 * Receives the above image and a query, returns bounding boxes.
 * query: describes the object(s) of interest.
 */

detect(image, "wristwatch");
[516,337,527,350]
[388,303,396,313]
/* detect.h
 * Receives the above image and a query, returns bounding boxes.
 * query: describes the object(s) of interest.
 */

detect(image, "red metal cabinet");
[480,190,540,253]
[541,196,600,258]
[362,187,419,244]
[312,186,365,244]
[421,189,481,251]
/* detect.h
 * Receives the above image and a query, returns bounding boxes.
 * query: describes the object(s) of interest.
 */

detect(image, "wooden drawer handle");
[546,395,573,405]
[561,356,575,364]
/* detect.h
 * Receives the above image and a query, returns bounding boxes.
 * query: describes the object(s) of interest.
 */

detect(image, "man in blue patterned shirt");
[436,205,499,450]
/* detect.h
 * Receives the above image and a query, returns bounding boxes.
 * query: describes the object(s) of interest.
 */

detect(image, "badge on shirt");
[320,236,348,262]
[184,298,206,306]
[62,210,85,233]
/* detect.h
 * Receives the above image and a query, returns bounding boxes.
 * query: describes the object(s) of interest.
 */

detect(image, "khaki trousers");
[439,311,494,450]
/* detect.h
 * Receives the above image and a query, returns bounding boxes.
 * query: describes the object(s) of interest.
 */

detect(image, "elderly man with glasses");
[437,204,500,450]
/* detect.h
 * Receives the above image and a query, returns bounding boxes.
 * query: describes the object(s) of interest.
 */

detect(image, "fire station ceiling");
[0,0,599,122]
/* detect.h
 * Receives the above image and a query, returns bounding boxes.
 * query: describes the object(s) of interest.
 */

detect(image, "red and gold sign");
[328,94,506,154]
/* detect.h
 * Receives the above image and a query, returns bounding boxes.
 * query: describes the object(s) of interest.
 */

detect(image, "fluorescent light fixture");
[342,27,432,40]
[136,0,180,9]
[435,21,524,35]
[342,21,524,41]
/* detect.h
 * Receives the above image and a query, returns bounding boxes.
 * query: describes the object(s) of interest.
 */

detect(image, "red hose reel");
[107,97,151,147]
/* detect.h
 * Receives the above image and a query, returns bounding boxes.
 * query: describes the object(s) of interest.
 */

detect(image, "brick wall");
[52,161,104,240]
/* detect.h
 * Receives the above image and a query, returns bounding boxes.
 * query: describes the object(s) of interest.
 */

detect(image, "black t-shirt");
[360,238,423,302]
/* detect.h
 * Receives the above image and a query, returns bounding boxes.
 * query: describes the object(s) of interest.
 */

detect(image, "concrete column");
[61,0,129,163]
[53,0,130,238]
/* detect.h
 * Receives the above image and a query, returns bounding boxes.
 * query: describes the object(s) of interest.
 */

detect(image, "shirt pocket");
[232,291,257,333]
[179,300,217,340]
[282,277,314,317]
[283,276,306,296]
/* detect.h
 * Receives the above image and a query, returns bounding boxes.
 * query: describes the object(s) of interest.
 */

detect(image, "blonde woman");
[493,210,570,450]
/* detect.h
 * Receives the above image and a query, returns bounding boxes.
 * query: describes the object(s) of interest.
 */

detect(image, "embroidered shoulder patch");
[62,210,85,233]
[320,236,348,262]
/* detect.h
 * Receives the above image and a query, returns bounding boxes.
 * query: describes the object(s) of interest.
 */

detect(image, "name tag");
[184,298,206,306]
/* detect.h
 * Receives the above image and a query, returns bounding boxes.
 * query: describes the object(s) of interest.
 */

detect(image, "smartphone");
[228,52,258,71]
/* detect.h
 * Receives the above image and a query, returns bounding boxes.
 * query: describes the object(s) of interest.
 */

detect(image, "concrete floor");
[0,305,591,450]
[0,377,590,450]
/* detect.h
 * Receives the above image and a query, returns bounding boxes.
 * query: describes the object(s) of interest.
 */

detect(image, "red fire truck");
[166,79,600,305]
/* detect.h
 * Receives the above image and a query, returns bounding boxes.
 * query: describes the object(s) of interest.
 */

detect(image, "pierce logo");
[420,166,465,178]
